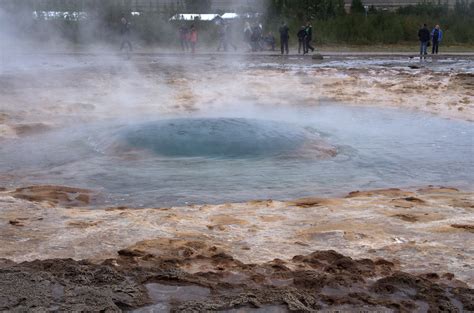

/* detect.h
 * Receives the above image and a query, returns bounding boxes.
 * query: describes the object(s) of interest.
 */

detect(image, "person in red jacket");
[189,24,198,54]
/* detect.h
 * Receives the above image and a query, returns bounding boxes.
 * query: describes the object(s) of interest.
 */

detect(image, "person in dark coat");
[297,26,306,54]
[251,23,262,52]
[431,24,443,54]
[418,24,430,59]
[119,16,132,52]
[304,22,315,53]
[279,22,289,55]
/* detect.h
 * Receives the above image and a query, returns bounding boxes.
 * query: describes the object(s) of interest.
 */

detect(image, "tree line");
[266,0,474,45]
[1,0,473,46]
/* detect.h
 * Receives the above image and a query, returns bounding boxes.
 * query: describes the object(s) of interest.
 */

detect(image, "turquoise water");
[0,105,472,207]
[117,118,333,158]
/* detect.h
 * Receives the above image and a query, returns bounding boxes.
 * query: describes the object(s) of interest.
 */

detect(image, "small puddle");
[222,305,289,313]
[133,283,210,313]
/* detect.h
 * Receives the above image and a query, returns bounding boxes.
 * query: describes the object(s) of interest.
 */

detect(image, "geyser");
[117,118,336,158]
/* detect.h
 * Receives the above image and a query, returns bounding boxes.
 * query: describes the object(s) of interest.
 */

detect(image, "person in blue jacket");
[431,24,443,54]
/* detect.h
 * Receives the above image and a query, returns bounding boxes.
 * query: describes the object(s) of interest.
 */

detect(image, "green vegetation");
[1,0,473,47]
[266,0,474,45]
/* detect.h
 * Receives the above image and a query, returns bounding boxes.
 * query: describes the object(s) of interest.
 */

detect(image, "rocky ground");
[0,54,473,140]
[0,54,473,311]
[0,186,473,311]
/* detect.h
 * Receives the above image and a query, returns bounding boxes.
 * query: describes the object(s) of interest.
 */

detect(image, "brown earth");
[10,185,94,207]
[1,242,472,312]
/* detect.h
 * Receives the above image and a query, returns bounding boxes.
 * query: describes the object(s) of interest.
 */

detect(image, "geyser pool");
[0,106,472,207]
[116,118,336,158]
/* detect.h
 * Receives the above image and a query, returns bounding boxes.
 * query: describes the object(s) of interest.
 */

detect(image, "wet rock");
[288,197,342,208]
[346,188,415,198]
[312,53,324,60]
[12,123,52,136]
[117,248,148,257]
[391,197,426,208]
[118,239,231,264]
[67,220,101,228]
[0,248,471,312]
[11,185,94,207]
[371,271,467,312]
[449,198,474,209]
[392,214,419,222]
[404,196,425,203]
[8,220,24,226]
[450,224,474,233]
[0,259,150,312]
[418,186,459,193]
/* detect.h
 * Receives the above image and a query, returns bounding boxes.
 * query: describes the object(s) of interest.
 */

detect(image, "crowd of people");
[174,20,315,54]
[243,22,277,52]
[418,24,443,59]
[177,24,198,53]
[119,15,316,55]
[119,15,444,58]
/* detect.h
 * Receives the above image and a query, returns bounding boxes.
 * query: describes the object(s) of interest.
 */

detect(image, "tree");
[184,0,211,13]
[351,0,365,14]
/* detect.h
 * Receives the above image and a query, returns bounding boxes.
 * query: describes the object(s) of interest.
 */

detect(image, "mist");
[1,0,473,204]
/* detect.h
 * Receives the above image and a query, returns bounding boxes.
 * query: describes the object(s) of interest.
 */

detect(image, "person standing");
[217,23,227,52]
[431,24,442,55]
[179,25,189,51]
[251,23,262,52]
[279,22,289,55]
[264,32,276,51]
[418,24,430,59]
[297,26,306,54]
[305,22,315,53]
[119,16,132,52]
[225,23,238,51]
[243,22,253,51]
[189,24,197,54]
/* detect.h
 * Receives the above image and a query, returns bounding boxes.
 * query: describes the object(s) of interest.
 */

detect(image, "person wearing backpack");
[305,22,315,53]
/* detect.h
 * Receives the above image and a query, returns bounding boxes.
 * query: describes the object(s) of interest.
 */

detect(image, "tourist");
[189,24,197,54]
[225,23,238,51]
[418,24,430,59]
[431,24,443,55]
[243,22,252,51]
[279,22,289,55]
[217,23,227,52]
[251,22,262,52]
[264,32,276,51]
[305,22,315,53]
[178,25,189,52]
[119,16,132,52]
[297,26,306,54]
